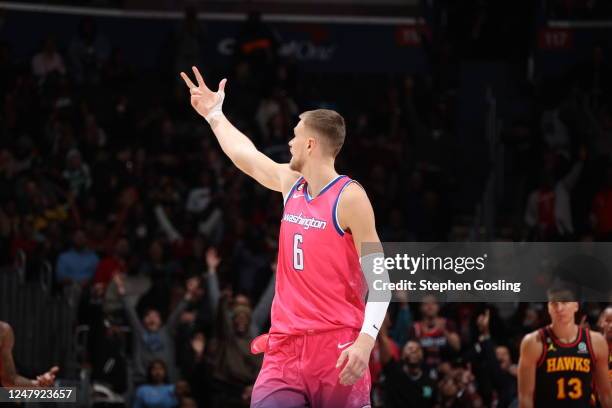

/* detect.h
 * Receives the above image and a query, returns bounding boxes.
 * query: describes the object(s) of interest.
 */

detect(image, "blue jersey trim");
[284,176,304,207]
[332,178,356,236]
[305,174,346,203]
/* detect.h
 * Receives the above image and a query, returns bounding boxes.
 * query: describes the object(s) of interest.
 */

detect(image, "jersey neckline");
[547,325,583,348]
[304,175,346,203]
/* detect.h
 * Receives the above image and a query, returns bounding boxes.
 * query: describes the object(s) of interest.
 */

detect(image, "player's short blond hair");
[299,109,346,157]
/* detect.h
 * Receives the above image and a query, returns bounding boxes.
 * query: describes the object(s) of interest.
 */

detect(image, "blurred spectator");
[133,360,179,408]
[55,229,99,286]
[524,148,586,239]
[115,274,198,384]
[464,310,517,408]
[63,149,92,197]
[31,34,66,79]
[409,295,461,367]
[69,17,110,84]
[179,397,197,408]
[92,236,129,287]
[591,165,612,239]
[178,330,212,407]
[204,247,274,407]
[376,310,435,408]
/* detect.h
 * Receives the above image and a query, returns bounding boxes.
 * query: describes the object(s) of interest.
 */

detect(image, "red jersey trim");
[537,328,548,367]
[283,176,304,207]
[585,328,596,365]
[333,178,356,236]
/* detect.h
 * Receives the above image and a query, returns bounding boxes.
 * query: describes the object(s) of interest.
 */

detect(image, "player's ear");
[306,137,316,151]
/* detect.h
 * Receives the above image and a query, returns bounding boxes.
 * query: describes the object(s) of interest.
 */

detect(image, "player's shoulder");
[521,328,545,354]
[522,328,545,343]
[337,180,372,216]
[587,329,607,351]
[338,180,368,204]
[0,321,10,344]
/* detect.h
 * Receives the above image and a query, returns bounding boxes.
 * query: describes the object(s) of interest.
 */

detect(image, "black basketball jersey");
[535,326,595,408]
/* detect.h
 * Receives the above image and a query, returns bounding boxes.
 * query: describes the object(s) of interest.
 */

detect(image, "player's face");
[547,301,579,324]
[598,308,612,342]
[288,120,312,172]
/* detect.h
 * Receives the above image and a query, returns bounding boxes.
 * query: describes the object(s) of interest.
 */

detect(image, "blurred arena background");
[0,0,611,406]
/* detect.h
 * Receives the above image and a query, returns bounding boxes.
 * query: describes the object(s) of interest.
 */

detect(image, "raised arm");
[518,331,541,408]
[180,67,299,195]
[165,277,198,331]
[113,274,145,335]
[590,331,612,408]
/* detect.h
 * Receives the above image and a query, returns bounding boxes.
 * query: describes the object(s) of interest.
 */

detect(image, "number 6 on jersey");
[293,233,304,270]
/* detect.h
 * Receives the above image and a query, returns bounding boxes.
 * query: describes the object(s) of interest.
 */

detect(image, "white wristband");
[205,91,225,123]
[360,252,391,340]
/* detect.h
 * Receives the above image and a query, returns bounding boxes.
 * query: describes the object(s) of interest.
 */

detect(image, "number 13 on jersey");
[293,234,304,270]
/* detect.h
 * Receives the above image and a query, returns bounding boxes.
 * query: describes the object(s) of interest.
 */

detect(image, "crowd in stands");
[0,2,611,407]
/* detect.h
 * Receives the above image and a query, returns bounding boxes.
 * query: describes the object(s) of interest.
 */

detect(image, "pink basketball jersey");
[270,175,367,335]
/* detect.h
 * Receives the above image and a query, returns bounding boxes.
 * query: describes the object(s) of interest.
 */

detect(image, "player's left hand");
[34,366,59,387]
[336,333,375,386]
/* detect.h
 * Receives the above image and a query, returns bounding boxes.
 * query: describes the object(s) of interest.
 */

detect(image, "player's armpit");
[590,331,612,408]
[518,332,541,408]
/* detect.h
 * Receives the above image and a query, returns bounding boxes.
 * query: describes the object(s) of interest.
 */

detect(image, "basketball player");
[597,306,612,384]
[517,288,612,408]
[0,321,59,387]
[180,67,390,407]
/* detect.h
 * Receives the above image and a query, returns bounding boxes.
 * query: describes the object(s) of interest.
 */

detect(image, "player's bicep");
[338,184,381,256]
[518,334,539,398]
[591,332,612,399]
[0,324,17,385]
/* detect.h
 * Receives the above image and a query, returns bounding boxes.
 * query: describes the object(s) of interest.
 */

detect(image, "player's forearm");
[600,394,612,408]
[4,375,36,387]
[518,394,534,408]
[209,114,258,172]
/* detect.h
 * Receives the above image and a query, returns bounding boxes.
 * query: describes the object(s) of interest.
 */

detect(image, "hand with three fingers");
[179,66,226,122]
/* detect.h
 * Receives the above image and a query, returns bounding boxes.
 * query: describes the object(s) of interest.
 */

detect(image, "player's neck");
[302,161,338,198]
[550,321,579,343]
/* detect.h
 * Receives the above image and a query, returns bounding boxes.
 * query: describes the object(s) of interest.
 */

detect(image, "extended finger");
[180,72,197,89]
[218,78,227,93]
[336,350,348,369]
[339,355,357,379]
[192,66,211,92]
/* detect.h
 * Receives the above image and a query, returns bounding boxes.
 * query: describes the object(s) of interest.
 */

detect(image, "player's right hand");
[34,366,59,387]
[180,67,226,121]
